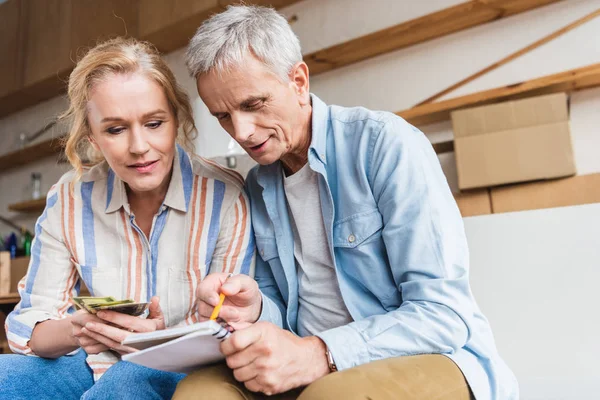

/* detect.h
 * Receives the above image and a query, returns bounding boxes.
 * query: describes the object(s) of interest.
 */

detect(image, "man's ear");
[289,61,310,106]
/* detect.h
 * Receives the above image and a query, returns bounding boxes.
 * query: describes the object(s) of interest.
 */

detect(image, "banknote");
[72,296,118,313]
[95,302,149,316]
[72,296,150,316]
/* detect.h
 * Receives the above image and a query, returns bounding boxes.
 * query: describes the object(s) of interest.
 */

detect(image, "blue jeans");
[0,350,186,399]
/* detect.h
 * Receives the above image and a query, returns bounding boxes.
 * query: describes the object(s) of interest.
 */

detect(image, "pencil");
[210,293,226,321]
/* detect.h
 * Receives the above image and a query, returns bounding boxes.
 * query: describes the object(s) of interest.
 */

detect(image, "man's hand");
[196,273,262,325]
[221,321,330,395]
[72,296,165,355]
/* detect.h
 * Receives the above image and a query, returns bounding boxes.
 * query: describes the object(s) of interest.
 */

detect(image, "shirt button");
[348,234,356,243]
[260,249,265,256]
[320,153,325,159]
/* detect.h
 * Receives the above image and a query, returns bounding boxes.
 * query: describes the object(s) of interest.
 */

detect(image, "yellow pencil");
[209,292,226,321]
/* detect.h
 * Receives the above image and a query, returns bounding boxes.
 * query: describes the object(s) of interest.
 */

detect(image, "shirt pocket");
[333,209,400,309]
[255,236,280,262]
[333,209,383,248]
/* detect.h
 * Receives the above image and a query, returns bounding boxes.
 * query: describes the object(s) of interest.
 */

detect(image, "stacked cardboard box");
[448,93,596,215]
[0,253,29,295]
[451,93,576,191]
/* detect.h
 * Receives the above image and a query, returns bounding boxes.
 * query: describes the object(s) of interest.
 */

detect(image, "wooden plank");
[305,0,562,76]
[432,140,454,155]
[0,0,302,119]
[0,0,23,97]
[219,0,301,8]
[398,63,600,127]
[0,75,68,118]
[454,189,492,217]
[71,0,139,53]
[417,7,600,105]
[139,1,302,53]
[490,173,600,214]
[138,0,221,52]
[0,294,20,305]
[0,137,65,173]
[8,198,47,213]
[21,0,73,87]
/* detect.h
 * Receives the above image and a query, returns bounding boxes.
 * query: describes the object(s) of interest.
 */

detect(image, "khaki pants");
[173,354,473,400]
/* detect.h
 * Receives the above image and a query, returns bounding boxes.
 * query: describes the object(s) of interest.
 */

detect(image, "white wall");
[465,203,600,400]
[1,2,599,395]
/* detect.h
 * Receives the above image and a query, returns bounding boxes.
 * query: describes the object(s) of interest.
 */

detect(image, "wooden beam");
[417,7,600,105]
[432,140,454,155]
[397,63,600,127]
[305,0,563,76]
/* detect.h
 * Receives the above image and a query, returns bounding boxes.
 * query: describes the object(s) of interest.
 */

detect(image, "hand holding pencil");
[196,272,263,326]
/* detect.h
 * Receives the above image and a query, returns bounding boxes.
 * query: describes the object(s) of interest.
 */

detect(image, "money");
[72,296,150,316]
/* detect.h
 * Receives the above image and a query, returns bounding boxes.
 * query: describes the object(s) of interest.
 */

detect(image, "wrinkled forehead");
[196,58,283,108]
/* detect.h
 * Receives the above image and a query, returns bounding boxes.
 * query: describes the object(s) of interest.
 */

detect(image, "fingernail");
[97,312,106,318]
[86,322,95,329]
[221,283,232,292]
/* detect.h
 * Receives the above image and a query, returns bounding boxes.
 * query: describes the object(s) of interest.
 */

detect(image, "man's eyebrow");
[240,95,269,109]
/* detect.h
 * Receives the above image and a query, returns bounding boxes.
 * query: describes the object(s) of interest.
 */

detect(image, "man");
[175,5,518,400]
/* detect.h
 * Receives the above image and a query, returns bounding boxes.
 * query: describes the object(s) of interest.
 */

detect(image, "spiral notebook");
[121,320,230,373]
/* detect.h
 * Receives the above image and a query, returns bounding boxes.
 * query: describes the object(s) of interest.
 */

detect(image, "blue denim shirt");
[245,94,518,400]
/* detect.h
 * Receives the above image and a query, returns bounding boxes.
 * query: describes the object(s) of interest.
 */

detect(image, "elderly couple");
[0,5,516,400]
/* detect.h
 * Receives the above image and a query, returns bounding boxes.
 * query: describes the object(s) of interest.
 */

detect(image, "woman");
[0,37,254,399]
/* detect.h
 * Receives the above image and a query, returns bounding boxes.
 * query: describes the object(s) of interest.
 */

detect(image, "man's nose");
[231,113,256,144]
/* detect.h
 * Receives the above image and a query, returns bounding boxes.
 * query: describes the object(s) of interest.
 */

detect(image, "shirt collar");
[104,144,193,214]
[308,93,329,166]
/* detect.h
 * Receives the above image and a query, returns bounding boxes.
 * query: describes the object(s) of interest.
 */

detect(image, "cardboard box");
[0,253,30,295]
[451,93,576,190]
[0,253,91,297]
[491,173,600,214]
[454,189,492,217]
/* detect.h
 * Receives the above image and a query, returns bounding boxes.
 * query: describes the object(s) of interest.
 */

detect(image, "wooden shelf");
[398,63,600,127]
[305,0,562,76]
[0,293,20,305]
[0,136,65,173]
[8,198,46,213]
[432,140,454,155]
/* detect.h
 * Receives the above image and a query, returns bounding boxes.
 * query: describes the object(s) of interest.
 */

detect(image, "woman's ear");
[88,134,100,152]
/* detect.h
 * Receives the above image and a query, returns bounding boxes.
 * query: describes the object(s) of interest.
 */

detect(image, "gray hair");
[185,5,302,82]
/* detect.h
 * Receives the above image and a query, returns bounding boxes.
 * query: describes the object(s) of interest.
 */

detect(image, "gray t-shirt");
[283,164,353,337]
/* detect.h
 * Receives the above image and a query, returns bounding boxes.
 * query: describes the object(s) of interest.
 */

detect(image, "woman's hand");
[71,310,111,354]
[72,296,165,355]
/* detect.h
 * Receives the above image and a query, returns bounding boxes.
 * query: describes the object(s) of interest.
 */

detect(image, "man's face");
[196,55,310,166]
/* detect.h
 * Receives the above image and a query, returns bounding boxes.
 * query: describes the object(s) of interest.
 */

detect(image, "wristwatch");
[325,347,338,372]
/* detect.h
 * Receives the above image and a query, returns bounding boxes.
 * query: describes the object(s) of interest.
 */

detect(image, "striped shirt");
[5,145,255,380]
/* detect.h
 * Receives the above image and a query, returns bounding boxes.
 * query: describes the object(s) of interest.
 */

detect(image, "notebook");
[121,320,230,373]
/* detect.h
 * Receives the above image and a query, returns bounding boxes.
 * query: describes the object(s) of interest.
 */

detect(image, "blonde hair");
[61,37,197,177]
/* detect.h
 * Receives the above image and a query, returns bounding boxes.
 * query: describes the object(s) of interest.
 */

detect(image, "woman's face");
[87,72,178,198]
